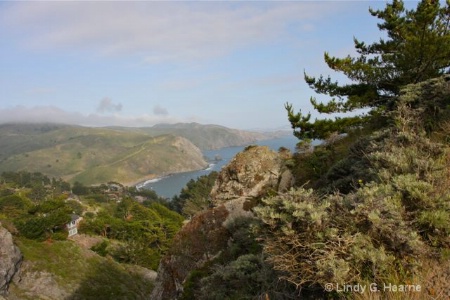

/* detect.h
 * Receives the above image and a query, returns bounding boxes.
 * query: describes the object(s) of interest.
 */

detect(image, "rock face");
[151,205,230,300]
[210,145,284,204]
[11,261,72,300]
[150,146,292,300]
[0,223,22,295]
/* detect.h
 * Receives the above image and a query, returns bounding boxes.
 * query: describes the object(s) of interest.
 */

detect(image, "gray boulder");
[0,223,22,295]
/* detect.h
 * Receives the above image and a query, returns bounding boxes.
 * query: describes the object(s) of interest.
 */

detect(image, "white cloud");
[0,106,182,127]
[153,105,168,116]
[0,1,345,63]
[96,97,123,113]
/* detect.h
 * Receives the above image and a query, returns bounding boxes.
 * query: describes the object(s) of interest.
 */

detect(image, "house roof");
[70,214,80,222]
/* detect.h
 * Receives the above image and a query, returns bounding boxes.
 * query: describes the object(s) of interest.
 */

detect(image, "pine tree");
[286,0,450,140]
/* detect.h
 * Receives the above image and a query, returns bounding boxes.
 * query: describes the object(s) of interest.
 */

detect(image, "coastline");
[129,163,214,190]
[122,175,160,188]
[135,175,169,190]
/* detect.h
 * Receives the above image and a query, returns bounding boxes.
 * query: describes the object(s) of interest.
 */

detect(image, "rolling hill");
[0,123,207,185]
[108,122,280,150]
[0,122,277,185]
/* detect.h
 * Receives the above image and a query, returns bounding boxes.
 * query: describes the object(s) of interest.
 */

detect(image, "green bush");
[256,78,450,294]
[91,240,109,257]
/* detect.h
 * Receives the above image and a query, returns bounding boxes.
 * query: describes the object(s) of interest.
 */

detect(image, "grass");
[0,126,207,185]
[13,237,154,299]
[15,237,93,284]
[0,122,271,185]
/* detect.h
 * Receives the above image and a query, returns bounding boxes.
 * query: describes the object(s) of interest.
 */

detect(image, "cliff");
[150,146,293,299]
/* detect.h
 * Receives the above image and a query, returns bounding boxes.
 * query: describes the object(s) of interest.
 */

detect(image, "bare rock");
[210,146,283,204]
[151,146,292,300]
[0,223,22,295]
[151,205,230,300]
[11,261,72,300]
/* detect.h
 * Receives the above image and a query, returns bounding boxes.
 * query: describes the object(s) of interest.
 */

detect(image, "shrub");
[256,78,450,295]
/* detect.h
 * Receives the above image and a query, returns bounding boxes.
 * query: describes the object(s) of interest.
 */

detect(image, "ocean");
[138,135,300,199]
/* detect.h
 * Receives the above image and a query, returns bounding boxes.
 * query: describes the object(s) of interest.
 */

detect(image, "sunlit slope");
[0,124,207,185]
[113,122,272,150]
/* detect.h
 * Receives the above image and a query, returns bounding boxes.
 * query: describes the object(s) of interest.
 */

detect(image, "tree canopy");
[286,0,450,140]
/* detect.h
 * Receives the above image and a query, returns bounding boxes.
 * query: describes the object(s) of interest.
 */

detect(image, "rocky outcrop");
[210,145,284,204]
[0,223,22,295]
[150,146,292,300]
[11,261,72,300]
[151,205,230,300]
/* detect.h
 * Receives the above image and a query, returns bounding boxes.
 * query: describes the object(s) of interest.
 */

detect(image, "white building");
[67,214,82,237]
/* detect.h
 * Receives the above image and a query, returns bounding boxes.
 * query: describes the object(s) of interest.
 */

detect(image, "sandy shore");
[122,174,161,188]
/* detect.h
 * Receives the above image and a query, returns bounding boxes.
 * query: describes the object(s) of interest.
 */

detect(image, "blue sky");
[0,1,419,130]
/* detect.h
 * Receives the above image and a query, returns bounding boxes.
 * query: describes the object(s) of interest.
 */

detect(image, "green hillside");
[10,237,155,300]
[110,122,276,150]
[0,124,207,185]
[0,171,183,299]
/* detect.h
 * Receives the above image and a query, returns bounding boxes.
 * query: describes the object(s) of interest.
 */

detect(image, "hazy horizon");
[0,119,295,133]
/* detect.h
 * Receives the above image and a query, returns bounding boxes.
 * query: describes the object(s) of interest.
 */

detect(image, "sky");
[0,1,419,130]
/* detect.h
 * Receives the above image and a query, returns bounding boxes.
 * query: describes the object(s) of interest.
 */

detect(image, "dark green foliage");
[85,194,109,204]
[0,172,81,240]
[197,254,278,300]
[0,194,31,217]
[68,260,154,300]
[221,217,262,261]
[90,240,109,257]
[65,200,83,215]
[180,216,298,300]
[129,186,159,200]
[202,219,290,299]
[28,184,47,202]
[15,218,48,240]
[148,202,184,237]
[395,74,450,132]
[15,199,72,240]
[1,171,52,188]
[0,188,14,197]
[128,186,170,208]
[72,181,89,195]
[111,240,161,270]
[286,0,450,139]
[114,197,161,221]
[291,130,377,194]
[80,198,183,270]
[170,171,218,216]
[180,267,212,300]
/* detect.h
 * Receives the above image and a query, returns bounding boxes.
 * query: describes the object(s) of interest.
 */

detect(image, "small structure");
[67,214,82,237]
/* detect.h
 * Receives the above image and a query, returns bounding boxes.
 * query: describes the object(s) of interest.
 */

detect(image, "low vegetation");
[162,1,450,299]
[254,0,450,296]
[0,170,186,298]
[12,237,154,300]
[170,172,219,217]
